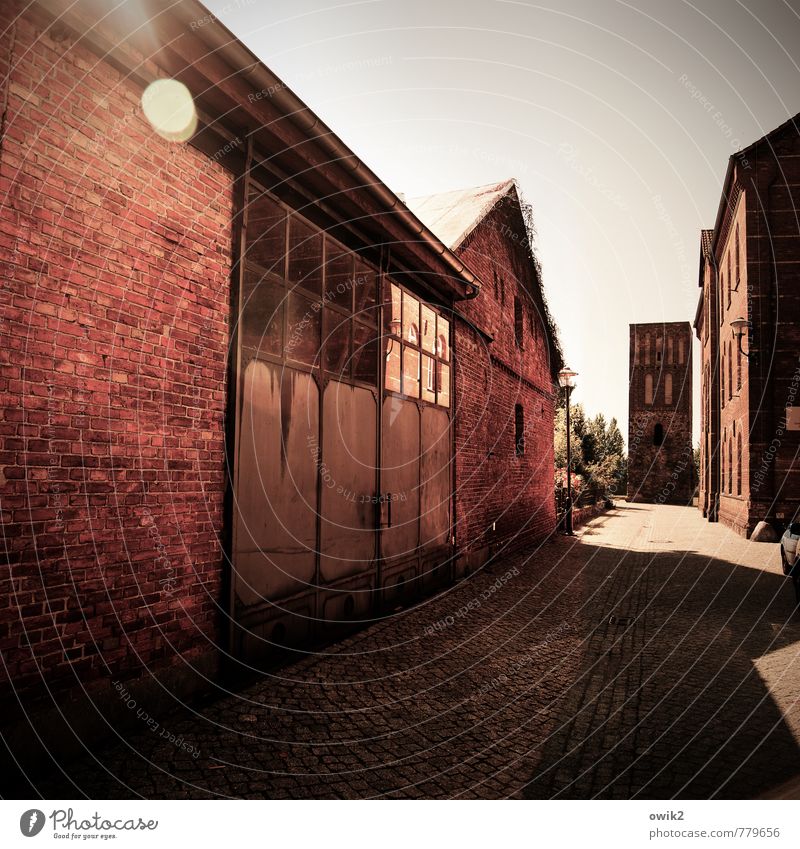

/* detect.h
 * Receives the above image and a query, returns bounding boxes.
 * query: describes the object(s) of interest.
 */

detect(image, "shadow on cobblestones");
[523,542,800,799]
[17,506,800,800]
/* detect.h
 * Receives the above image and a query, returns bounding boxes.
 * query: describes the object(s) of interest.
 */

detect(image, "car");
[779,521,800,606]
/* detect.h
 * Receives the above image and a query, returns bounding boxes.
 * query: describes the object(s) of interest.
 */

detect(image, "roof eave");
[34,0,481,301]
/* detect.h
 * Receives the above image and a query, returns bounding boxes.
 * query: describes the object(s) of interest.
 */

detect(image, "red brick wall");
[738,135,800,534]
[0,6,233,708]
[717,182,750,534]
[452,193,557,560]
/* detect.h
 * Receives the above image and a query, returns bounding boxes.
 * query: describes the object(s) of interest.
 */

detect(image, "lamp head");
[558,367,578,389]
[731,317,748,336]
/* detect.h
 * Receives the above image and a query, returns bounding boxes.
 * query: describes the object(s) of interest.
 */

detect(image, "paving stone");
[33,504,800,799]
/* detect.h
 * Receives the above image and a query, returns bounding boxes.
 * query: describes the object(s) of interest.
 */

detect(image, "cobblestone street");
[37,504,800,799]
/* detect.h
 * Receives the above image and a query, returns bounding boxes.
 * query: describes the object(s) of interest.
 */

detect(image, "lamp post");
[731,317,754,360]
[558,367,578,536]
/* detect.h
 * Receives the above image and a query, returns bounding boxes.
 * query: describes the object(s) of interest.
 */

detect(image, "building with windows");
[409,181,562,571]
[694,114,800,537]
[695,230,720,521]
[627,322,693,503]
[0,0,563,772]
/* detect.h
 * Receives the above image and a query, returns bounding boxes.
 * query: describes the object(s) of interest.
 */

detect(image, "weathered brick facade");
[697,114,800,537]
[0,2,233,716]
[1,0,564,775]
[409,183,561,571]
[627,322,694,504]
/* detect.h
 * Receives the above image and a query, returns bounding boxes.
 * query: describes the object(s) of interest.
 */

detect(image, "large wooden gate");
[229,176,453,662]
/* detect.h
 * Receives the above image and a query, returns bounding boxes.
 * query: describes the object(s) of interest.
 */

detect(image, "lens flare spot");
[141,79,197,142]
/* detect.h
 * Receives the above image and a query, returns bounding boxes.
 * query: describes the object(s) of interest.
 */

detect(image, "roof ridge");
[405,178,518,250]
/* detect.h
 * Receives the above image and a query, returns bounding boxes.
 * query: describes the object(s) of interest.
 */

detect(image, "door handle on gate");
[379,492,392,527]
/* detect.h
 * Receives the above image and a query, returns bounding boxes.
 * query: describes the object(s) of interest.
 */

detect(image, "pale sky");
[206,0,800,445]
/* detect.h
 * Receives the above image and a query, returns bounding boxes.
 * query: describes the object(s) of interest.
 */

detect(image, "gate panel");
[420,405,451,549]
[319,380,378,582]
[381,397,420,560]
[233,360,319,606]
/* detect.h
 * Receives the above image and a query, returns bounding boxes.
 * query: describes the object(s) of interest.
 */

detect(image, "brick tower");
[628,322,694,503]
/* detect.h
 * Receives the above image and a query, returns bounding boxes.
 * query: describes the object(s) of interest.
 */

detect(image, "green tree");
[554,406,626,502]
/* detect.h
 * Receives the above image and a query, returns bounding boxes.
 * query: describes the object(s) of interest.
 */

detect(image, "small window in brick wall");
[514,297,524,348]
[653,423,664,446]
[515,404,525,455]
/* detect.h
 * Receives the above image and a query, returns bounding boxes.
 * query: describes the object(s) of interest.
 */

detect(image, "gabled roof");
[409,177,563,379]
[736,111,800,159]
[711,112,800,256]
[406,179,517,251]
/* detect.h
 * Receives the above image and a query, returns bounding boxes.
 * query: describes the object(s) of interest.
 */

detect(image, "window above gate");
[383,281,450,407]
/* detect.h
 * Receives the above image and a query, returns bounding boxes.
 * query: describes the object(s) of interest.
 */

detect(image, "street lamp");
[731,317,754,360]
[558,367,578,536]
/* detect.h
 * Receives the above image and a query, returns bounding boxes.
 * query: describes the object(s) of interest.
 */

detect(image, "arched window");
[644,333,651,365]
[728,437,733,493]
[644,373,654,405]
[656,335,662,363]
[728,341,733,398]
[735,224,740,287]
[737,339,742,391]
[653,423,664,446]
[736,431,743,496]
[727,252,732,306]
[665,373,673,405]
[515,404,525,456]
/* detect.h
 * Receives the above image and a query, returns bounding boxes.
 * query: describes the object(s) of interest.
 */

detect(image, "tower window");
[653,423,664,446]
[514,297,524,348]
[515,404,525,456]
[644,373,654,405]
[665,373,673,405]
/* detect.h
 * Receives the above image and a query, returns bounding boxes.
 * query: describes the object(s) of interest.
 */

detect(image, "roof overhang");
[33,0,482,302]
[693,290,704,335]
